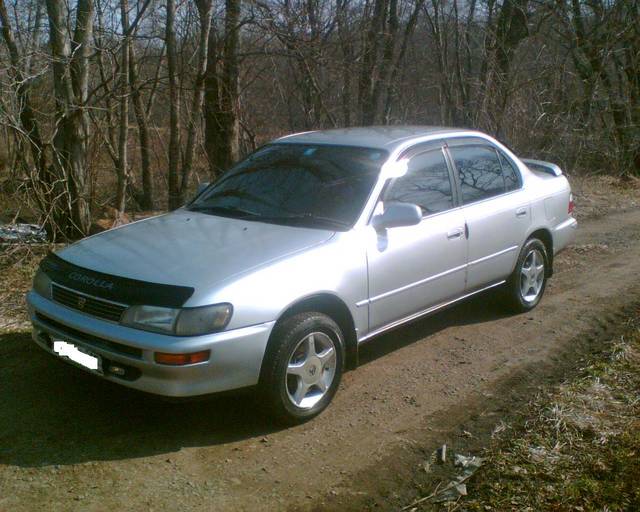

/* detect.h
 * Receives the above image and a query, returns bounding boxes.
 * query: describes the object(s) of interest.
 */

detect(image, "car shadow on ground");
[0,291,511,468]
[359,292,511,365]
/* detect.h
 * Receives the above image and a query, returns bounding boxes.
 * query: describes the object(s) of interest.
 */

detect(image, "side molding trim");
[358,280,506,343]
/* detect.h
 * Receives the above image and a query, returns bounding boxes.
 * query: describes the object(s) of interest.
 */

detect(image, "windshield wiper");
[189,205,350,229]
[256,212,351,229]
[188,204,261,218]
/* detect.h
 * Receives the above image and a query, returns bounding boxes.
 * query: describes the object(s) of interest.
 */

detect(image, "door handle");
[515,207,528,218]
[447,228,464,240]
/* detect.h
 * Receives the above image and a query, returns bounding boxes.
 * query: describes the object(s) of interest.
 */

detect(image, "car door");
[365,146,468,333]
[446,139,530,291]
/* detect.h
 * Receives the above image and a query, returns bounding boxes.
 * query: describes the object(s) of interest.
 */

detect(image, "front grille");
[52,284,127,323]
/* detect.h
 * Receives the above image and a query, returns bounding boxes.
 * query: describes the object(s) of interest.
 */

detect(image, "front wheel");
[260,312,344,424]
[502,238,548,312]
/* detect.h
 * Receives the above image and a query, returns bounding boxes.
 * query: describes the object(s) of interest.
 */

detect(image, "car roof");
[274,126,473,152]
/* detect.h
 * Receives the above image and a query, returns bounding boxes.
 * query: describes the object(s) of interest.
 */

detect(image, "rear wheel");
[260,312,344,424]
[502,238,548,312]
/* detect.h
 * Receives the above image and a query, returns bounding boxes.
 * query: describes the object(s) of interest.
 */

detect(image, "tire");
[502,238,548,313]
[260,312,345,424]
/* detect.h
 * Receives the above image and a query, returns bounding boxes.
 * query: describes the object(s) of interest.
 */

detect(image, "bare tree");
[204,0,241,179]
[178,0,214,204]
[115,0,131,214]
[0,0,48,186]
[0,0,638,238]
[127,32,155,210]
[166,0,181,209]
[45,0,94,237]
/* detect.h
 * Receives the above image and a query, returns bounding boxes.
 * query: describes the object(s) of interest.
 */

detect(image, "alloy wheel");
[285,332,337,409]
[520,248,545,303]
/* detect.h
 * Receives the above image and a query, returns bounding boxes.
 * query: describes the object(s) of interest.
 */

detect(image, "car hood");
[57,209,335,291]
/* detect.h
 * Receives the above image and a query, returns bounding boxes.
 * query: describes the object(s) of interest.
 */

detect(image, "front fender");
[196,232,369,334]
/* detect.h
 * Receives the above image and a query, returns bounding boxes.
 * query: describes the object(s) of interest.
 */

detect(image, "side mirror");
[372,202,422,230]
[196,182,210,196]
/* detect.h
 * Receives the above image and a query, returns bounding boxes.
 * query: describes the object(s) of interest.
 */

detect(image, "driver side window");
[385,149,454,216]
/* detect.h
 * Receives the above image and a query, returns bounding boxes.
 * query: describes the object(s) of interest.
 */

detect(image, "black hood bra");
[40,253,194,308]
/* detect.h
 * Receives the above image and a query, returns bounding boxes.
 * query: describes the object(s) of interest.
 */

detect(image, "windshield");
[188,144,387,229]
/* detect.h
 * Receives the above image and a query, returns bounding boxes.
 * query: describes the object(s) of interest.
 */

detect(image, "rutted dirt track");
[2,207,640,511]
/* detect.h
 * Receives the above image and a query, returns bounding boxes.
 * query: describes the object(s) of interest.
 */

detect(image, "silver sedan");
[27,127,577,423]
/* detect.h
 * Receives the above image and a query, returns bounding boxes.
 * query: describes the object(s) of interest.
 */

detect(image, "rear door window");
[449,146,505,204]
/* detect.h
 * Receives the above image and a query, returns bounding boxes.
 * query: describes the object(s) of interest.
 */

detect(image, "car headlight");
[174,303,233,336]
[33,270,52,299]
[121,305,179,334]
[120,303,232,336]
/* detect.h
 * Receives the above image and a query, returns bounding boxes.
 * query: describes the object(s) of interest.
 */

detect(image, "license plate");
[53,340,102,374]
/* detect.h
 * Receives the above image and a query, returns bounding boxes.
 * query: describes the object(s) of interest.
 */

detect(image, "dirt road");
[2,206,640,512]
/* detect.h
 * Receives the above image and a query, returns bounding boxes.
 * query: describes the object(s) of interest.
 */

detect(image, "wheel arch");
[272,293,359,370]
[526,228,554,277]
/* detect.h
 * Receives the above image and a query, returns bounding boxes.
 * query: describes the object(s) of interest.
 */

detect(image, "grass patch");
[409,314,640,511]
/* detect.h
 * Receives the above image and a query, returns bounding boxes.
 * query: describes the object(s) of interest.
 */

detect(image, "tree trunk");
[166,0,181,209]
[424,0,455,125]
[358,0,387,125]
[0,0,47,177]
[178,0,214,204]
[128,42,154,209]
[492,0,529,136]
[371,0,398,124]
[204,0,241,180]
[45,0,93,238]
[115,0,130,214]
[336,0,352,126]
[383,0,424,121]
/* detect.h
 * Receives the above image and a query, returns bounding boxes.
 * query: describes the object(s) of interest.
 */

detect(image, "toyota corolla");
[27,127,577,422]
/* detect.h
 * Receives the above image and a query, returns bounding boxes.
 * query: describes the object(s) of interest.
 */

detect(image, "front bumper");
[26,291,275,397]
